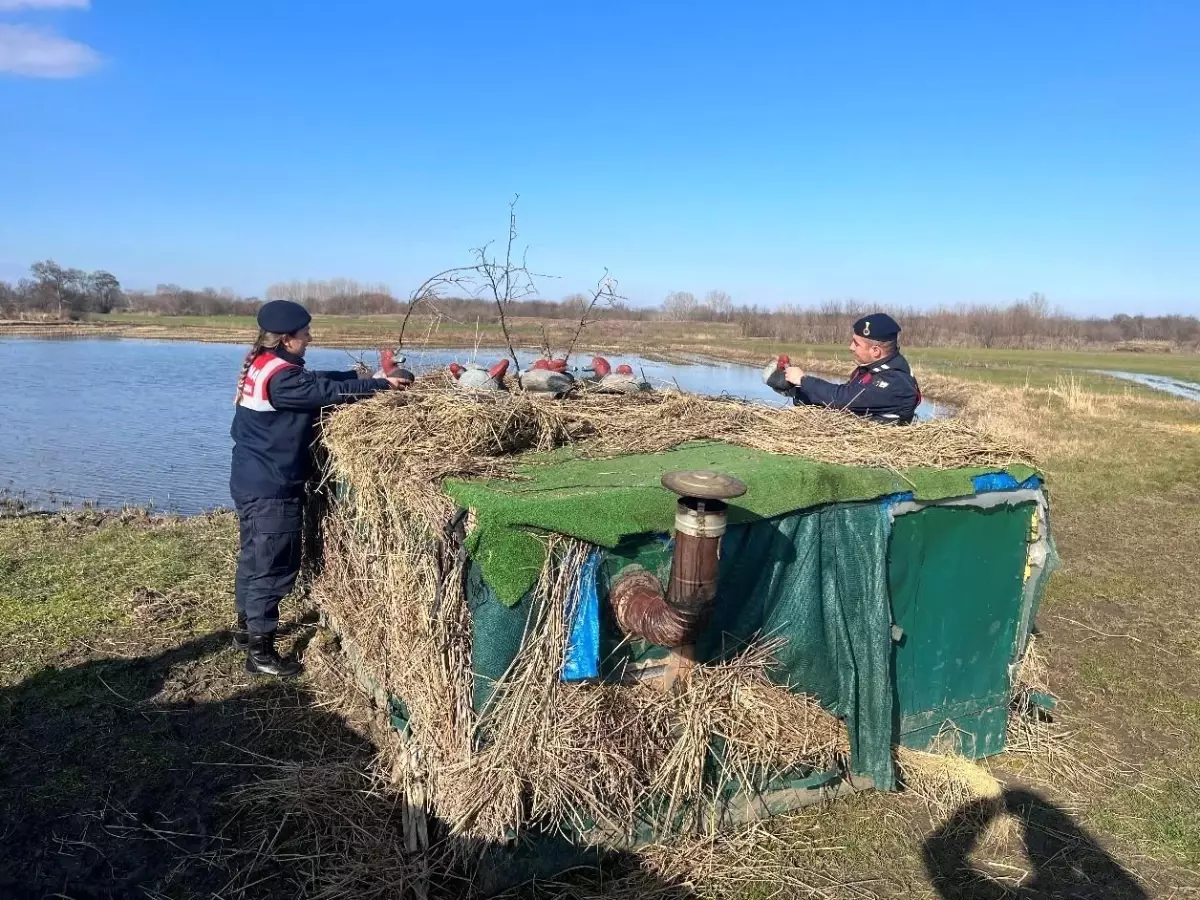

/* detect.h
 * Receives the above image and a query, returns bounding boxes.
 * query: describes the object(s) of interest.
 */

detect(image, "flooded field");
[1095,370,1200,403]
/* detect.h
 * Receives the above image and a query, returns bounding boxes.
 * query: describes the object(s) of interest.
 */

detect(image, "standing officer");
[230,300,407,677]
[775,313,922,424]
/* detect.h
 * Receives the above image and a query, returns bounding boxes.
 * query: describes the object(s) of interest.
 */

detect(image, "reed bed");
[311,380,1030,843]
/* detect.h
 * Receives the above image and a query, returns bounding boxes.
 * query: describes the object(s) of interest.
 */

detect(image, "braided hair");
[234,330,285,405]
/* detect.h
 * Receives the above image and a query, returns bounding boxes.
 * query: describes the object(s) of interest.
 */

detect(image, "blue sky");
[1,1,1196,315]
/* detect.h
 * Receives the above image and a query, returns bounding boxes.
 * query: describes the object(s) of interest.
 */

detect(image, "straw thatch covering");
[320,375,1030,530]
[310,377,1033,842]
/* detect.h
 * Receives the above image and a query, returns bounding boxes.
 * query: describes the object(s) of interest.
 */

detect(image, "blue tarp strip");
[972,472,1042,493]
[562,549,602,681]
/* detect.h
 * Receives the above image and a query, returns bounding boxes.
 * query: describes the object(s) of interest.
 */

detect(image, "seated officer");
[781,313,921,424]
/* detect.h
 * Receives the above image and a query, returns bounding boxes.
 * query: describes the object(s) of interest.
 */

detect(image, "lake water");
[1093,370,1200,403]
[0,337,943,513]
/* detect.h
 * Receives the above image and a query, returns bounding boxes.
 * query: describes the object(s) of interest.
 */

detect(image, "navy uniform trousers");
[233,496,304,635]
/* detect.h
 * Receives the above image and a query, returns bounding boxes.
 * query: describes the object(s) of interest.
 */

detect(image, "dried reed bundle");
[440,539,674,841]
[896,746,1003,812]
[311,380,1020,842]
[894,745,1016,847]
[651,639,850,835]
[314,525,846,842]
[311,498,475,803]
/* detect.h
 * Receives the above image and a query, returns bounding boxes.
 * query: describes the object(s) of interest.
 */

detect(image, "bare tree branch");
[562,270,627,365]
[396,265,478,349]
[400,197,604,372]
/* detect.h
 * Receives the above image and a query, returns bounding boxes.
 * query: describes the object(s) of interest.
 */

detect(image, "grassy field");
[1,332,1199,897]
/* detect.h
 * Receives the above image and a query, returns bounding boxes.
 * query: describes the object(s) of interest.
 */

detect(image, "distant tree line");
[729,295,1200,349]
[267,280,653,323]
[0,260,125,319]
[3,261,1195,350]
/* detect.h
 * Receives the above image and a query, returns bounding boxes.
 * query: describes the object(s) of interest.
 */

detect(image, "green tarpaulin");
[468,494,1048,791]
[446,441,1038,606]
[451,441,1049,796]
[890,502,1038,756]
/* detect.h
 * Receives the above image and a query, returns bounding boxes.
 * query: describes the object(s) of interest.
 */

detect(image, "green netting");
[445,440,1037,606]
[468,562,537,713]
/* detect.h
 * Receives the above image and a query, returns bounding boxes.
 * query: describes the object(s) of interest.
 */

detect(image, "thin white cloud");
[0,0,90,9]
[0,23,101,77]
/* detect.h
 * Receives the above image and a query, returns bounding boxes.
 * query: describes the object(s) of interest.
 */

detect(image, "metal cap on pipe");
[661,470,747,501]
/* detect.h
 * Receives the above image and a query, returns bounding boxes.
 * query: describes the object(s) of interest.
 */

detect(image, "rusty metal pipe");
[609,567,687,647]
[610,471,745,648]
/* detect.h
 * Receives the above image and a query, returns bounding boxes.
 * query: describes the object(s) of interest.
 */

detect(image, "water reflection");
[1,337,941,513]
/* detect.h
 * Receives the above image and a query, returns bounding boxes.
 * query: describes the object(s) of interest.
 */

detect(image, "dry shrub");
[1049,374,1098,415]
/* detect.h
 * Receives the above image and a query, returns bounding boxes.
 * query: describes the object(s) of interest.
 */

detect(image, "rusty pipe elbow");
[610,566,694,648]
[610,498,729,647]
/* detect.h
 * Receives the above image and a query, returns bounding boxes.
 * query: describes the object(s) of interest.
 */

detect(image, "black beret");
[853,313,900,342]
[257,300,312,335]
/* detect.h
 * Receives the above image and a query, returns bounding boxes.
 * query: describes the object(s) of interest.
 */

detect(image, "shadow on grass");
[923,788,1147,900]
[0,631,695,900]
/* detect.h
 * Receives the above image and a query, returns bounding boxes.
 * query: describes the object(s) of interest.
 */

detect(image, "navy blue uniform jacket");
[793,352,921,424]
[230,348,390,500]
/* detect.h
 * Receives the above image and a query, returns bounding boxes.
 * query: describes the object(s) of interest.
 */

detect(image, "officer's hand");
[385,377,410,390]
[784,366,805,385]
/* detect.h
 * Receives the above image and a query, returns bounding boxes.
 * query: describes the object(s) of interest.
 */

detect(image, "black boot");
[245,632,303,678]
[232,614,249,651]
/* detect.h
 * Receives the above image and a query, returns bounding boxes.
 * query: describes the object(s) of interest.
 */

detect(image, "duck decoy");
[596,362,651,394]
[520,361,575,397]
[375,348,415,383]
[762,354,792,393]
[449,359,510,392]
